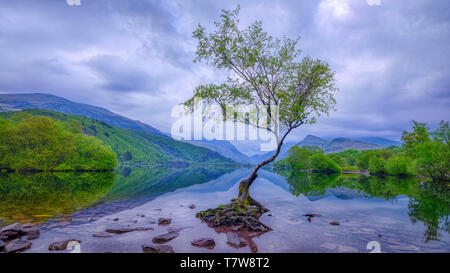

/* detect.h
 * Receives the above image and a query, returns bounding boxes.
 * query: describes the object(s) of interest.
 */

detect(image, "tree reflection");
[0,172,115,224]
[277,170,450,241]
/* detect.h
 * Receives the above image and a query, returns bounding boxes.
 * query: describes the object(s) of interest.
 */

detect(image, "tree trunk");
[237,143,283,209]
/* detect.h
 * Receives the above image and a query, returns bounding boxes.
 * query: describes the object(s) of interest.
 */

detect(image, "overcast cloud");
[0,0,449,145]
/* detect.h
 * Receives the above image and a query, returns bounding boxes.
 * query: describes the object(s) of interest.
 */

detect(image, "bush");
[309,153,342,173]
[368,156,386,174]
[0,115,117,171]
[385,155,416,176]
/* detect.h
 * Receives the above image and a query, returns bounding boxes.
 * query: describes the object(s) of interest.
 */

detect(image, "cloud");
[0,0,448,145]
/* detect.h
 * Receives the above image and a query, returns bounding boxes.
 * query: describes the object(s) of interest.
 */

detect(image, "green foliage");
[286,145,322,170]
[184,6,338,169]
[401,120,449,181]
[309,153,342,173]
[0,114,117,171]
[0,109,234,166]
[368,156,386,174]
[385,155,416,176]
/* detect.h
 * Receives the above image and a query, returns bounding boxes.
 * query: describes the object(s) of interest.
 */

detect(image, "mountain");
[325,138,380,153]
[356,137,401,147]
[296,135,329,149]
[0,109,234,165]
[249,135,382,164]
[0,93,165,136]
[185,140,250,164]
[248,142,297,164]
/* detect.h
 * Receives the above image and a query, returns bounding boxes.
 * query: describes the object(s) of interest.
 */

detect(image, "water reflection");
[0,172,115,225]
[277,171,450,242]
[0,166,236,227]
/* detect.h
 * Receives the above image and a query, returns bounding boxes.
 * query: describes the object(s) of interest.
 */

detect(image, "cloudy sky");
[0,0,449,147]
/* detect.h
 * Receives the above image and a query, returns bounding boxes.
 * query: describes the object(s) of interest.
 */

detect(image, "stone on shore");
[49,239,81,251]
[105,224,136,234]
[93,232,112,238]
[158,218,171,226]
[191,238,215,249]
[4,239,32,253]
[152,231,179,244]
[142,244,174,253]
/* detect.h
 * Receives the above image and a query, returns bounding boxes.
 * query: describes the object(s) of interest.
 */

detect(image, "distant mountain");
[356,137,401,147]
[185,140,250,164]
[325,138,380,153]
[248,142,297,164]
[0,93,165,136]
[248,135,382,164]
[0,109,234,165]
[297,135,329,149]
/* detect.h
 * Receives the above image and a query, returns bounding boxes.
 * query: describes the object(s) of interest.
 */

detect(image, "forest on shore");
[0,112,117,172]
[275,121,449,181]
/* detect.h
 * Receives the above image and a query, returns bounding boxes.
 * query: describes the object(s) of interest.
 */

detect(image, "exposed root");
[196,201,272,233]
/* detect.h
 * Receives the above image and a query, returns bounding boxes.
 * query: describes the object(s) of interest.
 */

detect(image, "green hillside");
[0,109,234,165]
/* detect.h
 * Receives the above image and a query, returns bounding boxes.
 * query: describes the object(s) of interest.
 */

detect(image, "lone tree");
[185,7,338,230]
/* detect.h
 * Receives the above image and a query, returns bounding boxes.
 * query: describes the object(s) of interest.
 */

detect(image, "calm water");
[0,167,448,253]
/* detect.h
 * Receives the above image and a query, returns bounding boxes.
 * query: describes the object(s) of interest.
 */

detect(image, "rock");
[93,232,112,238]
[152,231,179,244]
[49,239,81,251]
[191,238,215,249]
[189,204,196,209]
[158,218,171,226]
[0,222,23,233]
[226,233,247,248]
[168,226,191,233]
[0,240,6,251]
[136,226,154,231]
[142,244,174,253]
[105,224,136,234]
[320,242,338,250]
[4,239,32,253]
[26,233,40,240]
[329,221,340,226]
[338,245,359,253]
[47,221,70,229]
[0,235,8,241]
[113,218,119,222]
[303,214,322,222]
[0,223,23,239]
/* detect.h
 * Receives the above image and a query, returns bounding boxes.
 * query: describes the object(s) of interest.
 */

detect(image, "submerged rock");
[93,232,112,238]
[49,239,81,251]
[158,218,171,226]
[5,239,32,253]
[152,231,179,244]
[191,238,215,249]
[136,226,154,231]
[189,204,196,209]
[105,224,136,234]
[226,233,248,248]
[303,214,322,222]
[142,244,174,253]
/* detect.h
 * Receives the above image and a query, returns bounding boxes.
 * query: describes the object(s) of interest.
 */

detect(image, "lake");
[0,167,449,253]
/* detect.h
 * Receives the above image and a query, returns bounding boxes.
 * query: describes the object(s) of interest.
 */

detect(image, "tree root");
[196,201,272,233]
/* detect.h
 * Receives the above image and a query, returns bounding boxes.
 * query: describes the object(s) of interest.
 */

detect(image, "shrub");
[385,155,416,176]
[309,153,342,173]
[368,156,386,174]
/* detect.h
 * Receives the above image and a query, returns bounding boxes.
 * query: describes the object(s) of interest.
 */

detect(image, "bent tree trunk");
[237,143,283,210]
